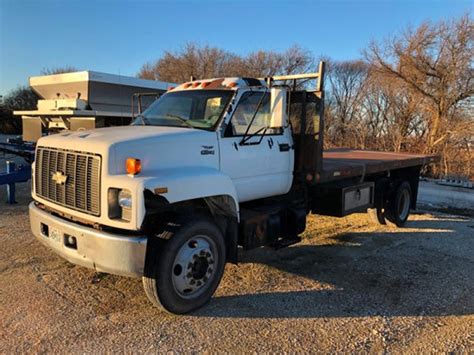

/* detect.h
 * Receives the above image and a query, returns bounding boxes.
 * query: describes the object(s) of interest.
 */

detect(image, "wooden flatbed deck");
[317,148,438,183]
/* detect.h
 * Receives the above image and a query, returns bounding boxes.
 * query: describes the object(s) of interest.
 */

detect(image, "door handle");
[279,143,290,152]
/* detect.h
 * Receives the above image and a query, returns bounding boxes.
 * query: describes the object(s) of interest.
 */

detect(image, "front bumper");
[29,202,147,277]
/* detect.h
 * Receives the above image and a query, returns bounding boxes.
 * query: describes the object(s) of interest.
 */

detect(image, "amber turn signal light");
[126,158,141,175]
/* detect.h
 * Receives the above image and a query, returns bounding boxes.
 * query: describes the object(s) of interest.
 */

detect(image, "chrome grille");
[35,147,101,216]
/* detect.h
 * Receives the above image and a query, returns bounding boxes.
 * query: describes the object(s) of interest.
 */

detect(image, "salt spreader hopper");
[14,71,175,142]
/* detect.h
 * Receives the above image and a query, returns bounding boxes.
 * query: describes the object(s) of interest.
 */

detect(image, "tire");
[368,207,386,225]
[142,217,226,314]
[367,178,389,225]
[384,181,412,227]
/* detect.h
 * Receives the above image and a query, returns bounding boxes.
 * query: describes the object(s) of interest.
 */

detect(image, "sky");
[0,0,472,95]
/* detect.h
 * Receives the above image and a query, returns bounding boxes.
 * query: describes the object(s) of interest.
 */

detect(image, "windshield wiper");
[165,114,195,128]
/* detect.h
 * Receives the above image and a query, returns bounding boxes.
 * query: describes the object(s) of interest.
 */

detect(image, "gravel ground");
[0,182,473,352]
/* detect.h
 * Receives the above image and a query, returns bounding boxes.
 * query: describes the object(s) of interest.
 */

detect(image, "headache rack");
[264,61,326,178]
[262,60,325,94]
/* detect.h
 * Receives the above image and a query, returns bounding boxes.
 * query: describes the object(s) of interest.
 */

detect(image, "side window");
[230,92,271,135]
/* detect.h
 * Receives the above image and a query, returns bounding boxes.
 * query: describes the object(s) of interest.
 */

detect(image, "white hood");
[37,126,219,175]
[37,126,200,151]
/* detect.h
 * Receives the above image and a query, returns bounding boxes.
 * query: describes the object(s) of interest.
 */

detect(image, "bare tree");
[365,73,428,152]
[366,14,474,153]
[3,86,38,111]
[325,60,369,146]
[137,43,315,83]
[239,45,315,77]
[138,43,242,83]
[0,86,39,134]
[41,66,79,75]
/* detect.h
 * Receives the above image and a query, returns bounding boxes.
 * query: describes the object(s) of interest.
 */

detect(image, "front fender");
[136,167,239,225]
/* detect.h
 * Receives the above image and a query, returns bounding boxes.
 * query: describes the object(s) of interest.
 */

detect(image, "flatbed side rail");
[316,150,439,184]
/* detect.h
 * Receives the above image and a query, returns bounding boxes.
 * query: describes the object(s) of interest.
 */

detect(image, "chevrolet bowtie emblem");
[51,171,68,185]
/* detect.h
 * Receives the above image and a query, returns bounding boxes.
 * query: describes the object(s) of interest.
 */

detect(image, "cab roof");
[171,77,267,92]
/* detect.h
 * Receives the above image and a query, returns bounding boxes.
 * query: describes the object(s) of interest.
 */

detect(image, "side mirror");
[269,87,289,129]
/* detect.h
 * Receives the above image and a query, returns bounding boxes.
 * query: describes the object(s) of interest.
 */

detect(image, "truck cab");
[29,62,437,313]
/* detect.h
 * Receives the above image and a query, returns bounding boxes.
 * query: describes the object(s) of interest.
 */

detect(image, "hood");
[37,126,219,175]
[37,126,202,150]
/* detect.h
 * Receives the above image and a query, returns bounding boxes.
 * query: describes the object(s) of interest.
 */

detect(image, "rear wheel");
[368,207,386,225]
[143,217,226,314]
[368,178,389,225]
[385,181,412,227]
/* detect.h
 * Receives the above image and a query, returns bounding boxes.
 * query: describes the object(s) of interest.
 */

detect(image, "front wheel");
[143,217,226,314]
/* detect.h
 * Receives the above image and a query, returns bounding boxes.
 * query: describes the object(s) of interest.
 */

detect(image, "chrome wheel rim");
[398,188,410,221]
[171,235,217,298]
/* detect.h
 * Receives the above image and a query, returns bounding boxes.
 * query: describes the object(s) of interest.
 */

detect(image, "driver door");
[218,91,293,202]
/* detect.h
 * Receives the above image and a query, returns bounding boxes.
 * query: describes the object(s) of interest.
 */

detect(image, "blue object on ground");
[0,161,32,204]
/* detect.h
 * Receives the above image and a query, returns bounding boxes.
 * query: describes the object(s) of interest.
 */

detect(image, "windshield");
[132,90,233,130]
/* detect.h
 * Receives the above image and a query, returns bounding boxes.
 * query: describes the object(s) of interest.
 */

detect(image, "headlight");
[118,189,132,209]
[108,188,132,221]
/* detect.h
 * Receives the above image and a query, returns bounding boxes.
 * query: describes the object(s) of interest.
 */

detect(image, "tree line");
[1,15,472,178]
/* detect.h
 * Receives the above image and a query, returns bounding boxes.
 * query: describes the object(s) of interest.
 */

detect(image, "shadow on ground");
[193,215,474,319]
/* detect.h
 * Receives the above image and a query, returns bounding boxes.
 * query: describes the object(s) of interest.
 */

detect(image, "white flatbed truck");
[29,62,438,313]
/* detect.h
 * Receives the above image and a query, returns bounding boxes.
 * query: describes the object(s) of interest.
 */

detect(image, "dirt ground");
[0,182,473,352]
